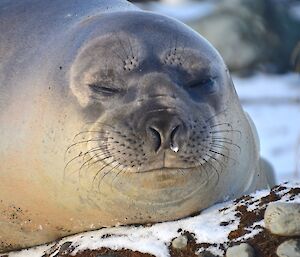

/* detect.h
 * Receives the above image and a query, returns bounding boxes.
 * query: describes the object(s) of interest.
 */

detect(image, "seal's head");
[66,11,254,222]
[0,3,263,251]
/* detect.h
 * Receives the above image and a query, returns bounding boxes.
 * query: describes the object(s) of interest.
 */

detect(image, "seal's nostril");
[148,126,162,152]
[146,120,183,153]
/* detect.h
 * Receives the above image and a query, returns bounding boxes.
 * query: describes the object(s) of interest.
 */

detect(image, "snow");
[233,73,300,99]
[233,73,300,183]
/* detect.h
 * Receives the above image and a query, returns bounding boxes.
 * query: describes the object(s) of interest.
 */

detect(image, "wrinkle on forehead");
[77,31,146,73]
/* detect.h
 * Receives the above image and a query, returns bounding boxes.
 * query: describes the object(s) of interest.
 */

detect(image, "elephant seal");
[0,0,273,252]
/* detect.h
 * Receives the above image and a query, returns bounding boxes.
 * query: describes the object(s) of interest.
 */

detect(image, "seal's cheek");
[69,74,90,107]
[81,102,106,122]
[184,81,225,112]
[205,91,226,112]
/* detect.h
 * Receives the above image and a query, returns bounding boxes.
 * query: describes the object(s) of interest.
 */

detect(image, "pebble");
[171,235,188,249]
[226,243,255,257]
[264,202,300,236]
[277,239,300,257]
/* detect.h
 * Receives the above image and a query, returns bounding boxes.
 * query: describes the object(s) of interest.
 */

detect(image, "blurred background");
[130,0,300,183]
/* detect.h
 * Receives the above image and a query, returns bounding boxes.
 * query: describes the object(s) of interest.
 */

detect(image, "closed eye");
[88,84,120,96]
[188,77,215,88]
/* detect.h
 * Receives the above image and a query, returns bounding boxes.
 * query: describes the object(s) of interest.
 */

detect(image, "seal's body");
[0,0,272,252]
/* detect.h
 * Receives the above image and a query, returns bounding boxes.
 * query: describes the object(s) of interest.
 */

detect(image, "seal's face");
[67,12,241,202]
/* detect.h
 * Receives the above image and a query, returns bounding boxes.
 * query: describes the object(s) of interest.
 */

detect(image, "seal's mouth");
[133,149,201,173]
[135,165,200,173]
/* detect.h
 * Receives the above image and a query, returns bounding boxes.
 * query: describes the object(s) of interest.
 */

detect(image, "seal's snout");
[145,114,184,153]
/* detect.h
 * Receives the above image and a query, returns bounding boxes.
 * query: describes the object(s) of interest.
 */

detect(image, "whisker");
[211,139,241,151]
[73,130,108,141]
[64,138,110,160]
[195,157,219,186]
[203,152,225,170]
[64,151,84,170]
[116,33,130,59]
[209,143,231,153]
[65,133,120,157]
[204,158,220,186]
[93,159,116,183]
[209,149,238,164]
[127,35,134,58]
[79,151,113,172]
[205,108,228,123]
[209,129,242,136]
[83,146,112,156]
[210,123,232,129]
[67,147,120,177]
[211,136,234,142]
[101,162,124,191]
[195,157,209,183]
[82,147,130,173]
[110,164,130,189]
[111,49,126,63]
[95,159,123,190]
[189,160,208,183]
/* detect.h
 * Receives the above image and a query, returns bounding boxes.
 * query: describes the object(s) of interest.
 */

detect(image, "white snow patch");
[234,73,300,99]
[233,73,300,183]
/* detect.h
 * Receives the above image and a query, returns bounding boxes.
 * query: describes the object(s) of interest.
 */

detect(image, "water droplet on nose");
[170,143,179,153]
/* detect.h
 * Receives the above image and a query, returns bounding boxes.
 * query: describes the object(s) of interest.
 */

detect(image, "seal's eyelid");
[88,83,120,95]
[187,76,216,88]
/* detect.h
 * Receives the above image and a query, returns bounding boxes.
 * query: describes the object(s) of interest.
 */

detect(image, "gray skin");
[0,0,272,252]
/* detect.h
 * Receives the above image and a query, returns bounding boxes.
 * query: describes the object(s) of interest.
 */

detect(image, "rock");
[277,239,300,257]
[187,0,300,73]
[291,42,300,72]
[226,243,255,257]
[264,202,300,236]
[171,235,188,249]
